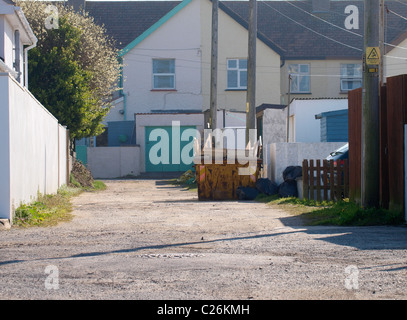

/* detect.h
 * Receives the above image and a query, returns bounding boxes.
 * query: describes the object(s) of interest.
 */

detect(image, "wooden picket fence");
[302,159,349,202]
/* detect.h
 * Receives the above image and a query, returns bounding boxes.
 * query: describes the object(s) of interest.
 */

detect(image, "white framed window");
[340,63,362,92]
[288,64,310,93]
[152,59,175,90]
[227,59,247,89]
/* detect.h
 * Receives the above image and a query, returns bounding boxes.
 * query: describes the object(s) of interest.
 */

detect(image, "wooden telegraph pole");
[246,0,257,145]
[361,0,380,208]
[210,0,218,132]
[379,0,385,85]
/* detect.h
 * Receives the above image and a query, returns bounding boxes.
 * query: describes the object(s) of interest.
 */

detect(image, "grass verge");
[13,180,106,228]
[257,195,405,226]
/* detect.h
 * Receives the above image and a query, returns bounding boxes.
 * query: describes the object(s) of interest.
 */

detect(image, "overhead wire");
[284,0,362,38]
[283,0,407,52]
[261,1,363,52]
[120,0,407,79]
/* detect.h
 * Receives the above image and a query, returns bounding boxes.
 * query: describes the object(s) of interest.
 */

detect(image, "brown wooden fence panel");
[380,84,389,209]
[302,160,309,201]
[348,75,406,213]
[316,160,321,202]
[309,160,314,200]
[386,75,407,213]
[302,159,349,202]
[323,159,328,200]
[343,159,349,198]
[348,88,362,204]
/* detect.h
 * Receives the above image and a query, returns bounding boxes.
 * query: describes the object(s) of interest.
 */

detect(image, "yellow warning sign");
[366,47,380,65]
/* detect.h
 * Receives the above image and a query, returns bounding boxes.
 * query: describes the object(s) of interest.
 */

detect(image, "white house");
[81,0,407,177]
[114,0,204,174]
[83,0,283,175]
[0,0,37,87]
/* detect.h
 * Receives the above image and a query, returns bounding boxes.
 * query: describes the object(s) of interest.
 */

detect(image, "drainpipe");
[119,56,127,120]
[24,43,36,89]
[123,94,127,121]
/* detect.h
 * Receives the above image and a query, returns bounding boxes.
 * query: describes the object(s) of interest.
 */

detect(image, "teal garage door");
[145,126,196,172]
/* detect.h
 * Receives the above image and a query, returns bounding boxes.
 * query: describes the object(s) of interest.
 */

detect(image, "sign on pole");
[366,47,380,66]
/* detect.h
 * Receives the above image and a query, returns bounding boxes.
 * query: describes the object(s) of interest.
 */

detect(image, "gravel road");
[1,179,407,300]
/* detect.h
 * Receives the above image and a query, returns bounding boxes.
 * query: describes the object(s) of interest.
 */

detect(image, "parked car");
[326,143,349,200]
[326,143,348,166]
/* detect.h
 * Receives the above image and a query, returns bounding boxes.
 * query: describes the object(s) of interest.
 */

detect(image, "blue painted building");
[315,109,348,142]
[107,121,136,147]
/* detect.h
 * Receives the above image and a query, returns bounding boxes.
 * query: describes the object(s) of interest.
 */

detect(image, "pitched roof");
[222,1,407,59]
[118,0,193,56]
[85,0,407,60]
[85,1,179,50]
[1,0,15,5]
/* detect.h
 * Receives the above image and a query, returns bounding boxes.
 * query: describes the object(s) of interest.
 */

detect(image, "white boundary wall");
[0,73,69,220]
[87,146,141,179]
[268,142,346,185]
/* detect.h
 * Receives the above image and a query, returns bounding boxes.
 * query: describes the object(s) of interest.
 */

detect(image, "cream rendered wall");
[200,0,281,113]
[385,38,407,79]
[121,0,202,117]
[281,59,361,103]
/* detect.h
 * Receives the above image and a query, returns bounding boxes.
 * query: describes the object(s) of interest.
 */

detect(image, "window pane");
[290,75,299,92]
[342,79,362,91]
[300,64,309,73]
[153,59,174,73]
[240,70,247,87]
[288,64,298,74]
[341,64,362,78]
[345,64,355,77]
[239,59,247,69]
[227,70,238,88]
[340,64,348,77]
[299,75,310,92]
[154,75,174,89]
[228,59,237,69]
[353,64,362,77]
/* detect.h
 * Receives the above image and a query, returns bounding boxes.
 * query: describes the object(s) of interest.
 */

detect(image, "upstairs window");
[152,59,175,90]
[288,64,310,93]
[227,59,247,90]
[340,63,362,92]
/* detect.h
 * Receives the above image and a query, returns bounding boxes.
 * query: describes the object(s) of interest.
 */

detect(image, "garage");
[145,125,197,172]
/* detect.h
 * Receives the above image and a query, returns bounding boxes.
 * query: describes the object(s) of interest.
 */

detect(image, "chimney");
[312,0,330,13]
[68,0,86,12]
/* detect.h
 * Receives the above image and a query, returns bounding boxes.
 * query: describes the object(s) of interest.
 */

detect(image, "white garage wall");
[87,146,141,179]
[289,99,348,143]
